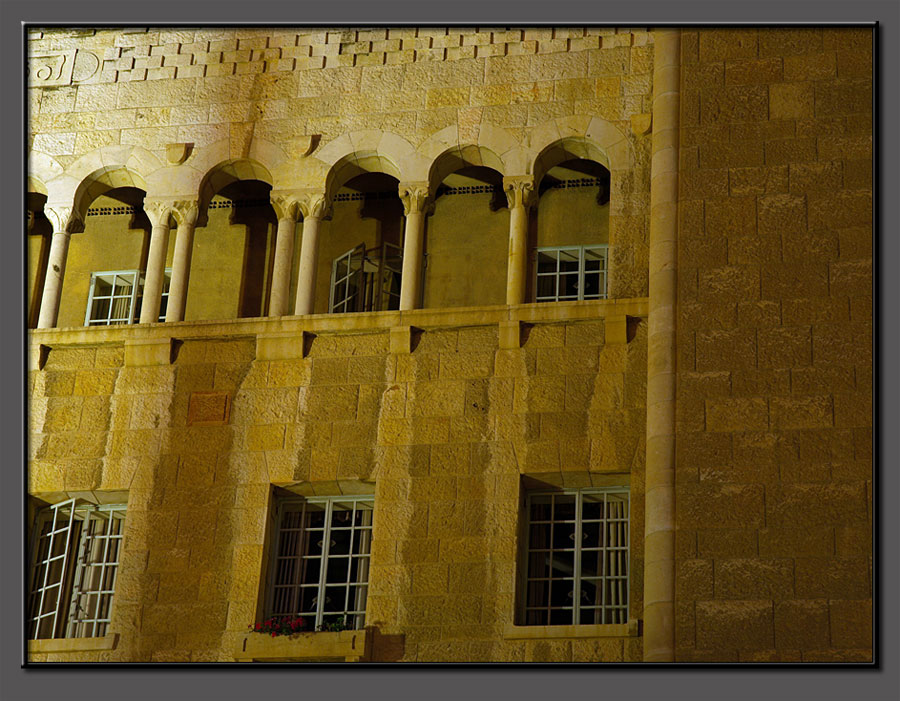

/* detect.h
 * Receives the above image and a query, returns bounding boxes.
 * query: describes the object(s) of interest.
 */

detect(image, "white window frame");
[84,269,171,326]
[535,245,609,303]
[28,501,127,640]
[265,494,374,631]
[520,487,629,626]
[329,246,365,314]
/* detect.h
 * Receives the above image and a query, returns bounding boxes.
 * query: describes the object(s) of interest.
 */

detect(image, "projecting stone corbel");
[165,142,193,165]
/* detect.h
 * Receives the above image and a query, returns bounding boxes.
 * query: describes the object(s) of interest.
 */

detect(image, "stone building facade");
[25,26,872,663]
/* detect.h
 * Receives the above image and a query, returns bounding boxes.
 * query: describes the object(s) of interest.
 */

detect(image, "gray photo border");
[3,1,897,699]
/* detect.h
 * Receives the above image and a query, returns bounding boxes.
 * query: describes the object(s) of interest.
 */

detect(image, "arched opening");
[190,160,276,320]
[57,169,158,328]
[532,142,611,304]
[424,163,508,309]
[27,190,51,329]
[317,171,404,314]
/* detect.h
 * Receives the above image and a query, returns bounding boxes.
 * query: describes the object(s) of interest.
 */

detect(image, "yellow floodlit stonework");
[26,26,872,663]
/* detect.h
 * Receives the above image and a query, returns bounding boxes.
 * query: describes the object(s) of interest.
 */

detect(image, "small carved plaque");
[188,392,231,426]
[29,50,76,87]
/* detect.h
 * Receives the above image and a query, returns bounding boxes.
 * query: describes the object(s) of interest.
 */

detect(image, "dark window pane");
[552,522,576,551]
[560,273,579,298]
[94,277,113,296]
[537,251,558,274]
[558,250,579,273]
[536,276,557,300]
[553,496,576,521]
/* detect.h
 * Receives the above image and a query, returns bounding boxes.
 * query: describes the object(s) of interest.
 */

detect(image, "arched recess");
[55,165,153,328]
[529,136,615,304]
[316,150,406,315]
[192,159,277,320]
[72,166,149,223]
[424,144,510,309]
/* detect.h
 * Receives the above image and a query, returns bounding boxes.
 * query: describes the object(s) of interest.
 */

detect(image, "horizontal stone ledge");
[124,337,176,366]
[502,620,640,640]
[29,634,119,654]
[29,298,651,347]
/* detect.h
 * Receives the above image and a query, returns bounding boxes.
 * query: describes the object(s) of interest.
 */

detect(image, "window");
[28,500,126,639]
[85,269,171,325]
[521,488,629,626]
[535,245,608,302]
[329,243,402,314]
[266,495,373,631]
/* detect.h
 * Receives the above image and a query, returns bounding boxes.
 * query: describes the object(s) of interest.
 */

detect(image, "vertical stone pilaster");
[503,176,535,306]
[140,200,174,324]
[644,27,680,663]
[398,182,432,311]
[37,205,81,329]
[294,191,330,316]
[165,200,199,323]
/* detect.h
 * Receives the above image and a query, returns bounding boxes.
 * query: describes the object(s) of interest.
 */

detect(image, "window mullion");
[49,500,75,639]
[317,500,332,630]
[65,510,91,638]
[578,247,586,301]
[130,273,140,323]
[573,493,582,625]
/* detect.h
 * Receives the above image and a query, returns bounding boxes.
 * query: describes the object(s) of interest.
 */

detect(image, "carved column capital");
[171,199,200,227]
[502,176,536,210]
[297,190,331,221]
[142,199,175,228]
[44,205,82,234]
[398,182,433,216]
[270,192,303,222]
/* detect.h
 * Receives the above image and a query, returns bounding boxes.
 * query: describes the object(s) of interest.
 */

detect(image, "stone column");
[293,191,330,316]
[165,200,199,323]
[37,206,81,329]
[503,176,536,306]
[644,27,681,663]
[269,193,302,317]
[398,182,432,311]
[140,200,173,324]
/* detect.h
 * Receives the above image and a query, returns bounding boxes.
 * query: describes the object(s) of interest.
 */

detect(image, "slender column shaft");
[140,218,171,324]
[398,183,431,312]
[503,176,535,306]
[644,27,681,663]
[269,216,297,317]
[165,203,198,323]
[37,232,70,329]
[399,210,426,310]
[507,204,529,305]
[37,206,77,329]
[294,214,322,315]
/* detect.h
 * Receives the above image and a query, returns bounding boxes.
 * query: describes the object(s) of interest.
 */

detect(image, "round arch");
[71,166,149,222]
[197,159,275,213]
[427,144,506,194]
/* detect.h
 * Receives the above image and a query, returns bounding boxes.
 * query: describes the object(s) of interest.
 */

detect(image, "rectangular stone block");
[677,483,765,529]
[714,559,794,599]
[705,397,769,433]
[774,599,831,649]
[695,600,773,651]
[795,558,870,599]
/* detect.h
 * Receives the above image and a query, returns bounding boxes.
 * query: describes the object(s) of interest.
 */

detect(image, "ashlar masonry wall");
[29,305,648,662]
[673,27,873,663]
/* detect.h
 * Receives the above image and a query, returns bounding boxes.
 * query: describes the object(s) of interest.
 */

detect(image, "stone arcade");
[26,26,872,663]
